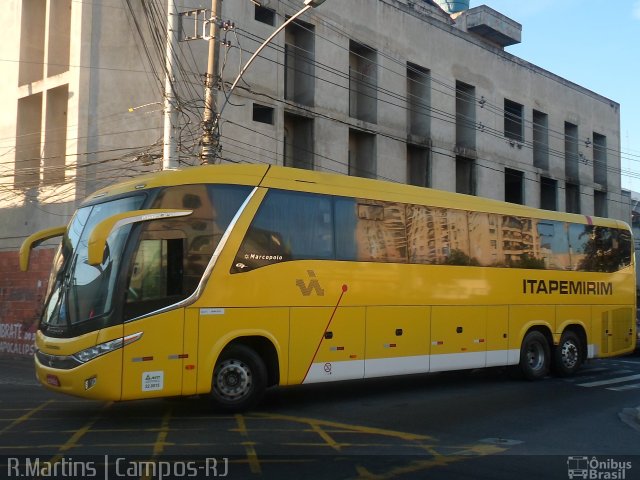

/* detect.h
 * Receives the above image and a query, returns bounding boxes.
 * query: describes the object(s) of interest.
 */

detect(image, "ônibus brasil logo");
[567,456,632,479]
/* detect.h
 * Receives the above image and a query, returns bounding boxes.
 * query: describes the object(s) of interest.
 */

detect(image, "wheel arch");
[522,323,554,349]
[221,336,280,388]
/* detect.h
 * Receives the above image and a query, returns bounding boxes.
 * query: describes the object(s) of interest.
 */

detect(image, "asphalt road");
[0,353,639,480]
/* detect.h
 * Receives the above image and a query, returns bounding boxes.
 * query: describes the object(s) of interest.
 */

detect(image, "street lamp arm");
[216,1,323,123]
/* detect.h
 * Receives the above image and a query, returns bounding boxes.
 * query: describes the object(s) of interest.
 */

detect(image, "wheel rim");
[560,340,579,370]
[526,341,545,372]
[215,359,253,401]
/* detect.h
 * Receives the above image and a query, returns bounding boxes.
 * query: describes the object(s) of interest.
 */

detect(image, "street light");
[210,0,327,152]
[200,0,327,164]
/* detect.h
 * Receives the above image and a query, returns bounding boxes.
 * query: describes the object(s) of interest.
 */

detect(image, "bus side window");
[568,224,625,272]
[468,212,501,267]
[568,223,591,271]
[536,220,570,270]
[233,190,334,272]
[583,226,632,273]
[352,200,407,263]
[614,229,632,268]
[407,205,470,265]
[125,236,185,319]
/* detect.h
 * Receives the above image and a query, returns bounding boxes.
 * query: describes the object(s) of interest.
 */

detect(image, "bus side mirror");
[87,209,193,266]
[19,225,66,271]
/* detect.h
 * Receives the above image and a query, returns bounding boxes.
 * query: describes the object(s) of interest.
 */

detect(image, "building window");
[284,112,314,170]
[349,40,377,124]
[407,145,430,187]
[19,0,46,85]
[252,103,274,124]
[254,5,275,26]
[565,182,580,214]
[505,168,524,205]
[285,19,315,106]
[48,0,71,77]
[407,63,430,139]
[593,132,607,185]
[565,122,579,181]
[504,99,524,142]
[533,110,549,170]
[540,177,557,211]
[43,85,68,185]
[594,190,608,218]
[349,129,376,179]
[15,93,43,188]
[456,156,475,195]
[456,81,476,152]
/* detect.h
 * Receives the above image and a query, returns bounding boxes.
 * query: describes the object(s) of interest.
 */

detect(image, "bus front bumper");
[34,350,122,401]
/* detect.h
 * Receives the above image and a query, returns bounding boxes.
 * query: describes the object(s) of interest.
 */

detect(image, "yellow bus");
[21,164,636,411]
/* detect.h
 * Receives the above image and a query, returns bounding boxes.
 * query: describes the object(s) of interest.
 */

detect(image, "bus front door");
[121,310,185,400]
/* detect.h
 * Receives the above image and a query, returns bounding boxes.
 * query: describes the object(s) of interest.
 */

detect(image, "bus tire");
[210,344,267,412]
[553,330,583,377]
[519,331,550,380]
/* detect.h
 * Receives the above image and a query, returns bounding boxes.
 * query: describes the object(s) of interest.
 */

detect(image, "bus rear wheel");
[211,344,267,412]
[519,331,550,380]
[553,330,583,377]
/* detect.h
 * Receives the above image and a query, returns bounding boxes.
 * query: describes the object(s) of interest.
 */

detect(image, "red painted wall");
[0,248,55,357]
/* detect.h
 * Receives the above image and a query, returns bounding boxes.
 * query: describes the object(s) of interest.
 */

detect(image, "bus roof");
[84,164,626,230]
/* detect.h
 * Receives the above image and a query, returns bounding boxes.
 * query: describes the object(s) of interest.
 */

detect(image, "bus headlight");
[72,332,143,364]
[74,338,123,363]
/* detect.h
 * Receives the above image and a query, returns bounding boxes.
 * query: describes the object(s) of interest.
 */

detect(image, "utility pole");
[163,0,179,170]
[197,0,326,165]
[200,0,222,165]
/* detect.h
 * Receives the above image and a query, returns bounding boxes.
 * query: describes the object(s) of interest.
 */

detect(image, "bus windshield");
[41,195,145,335]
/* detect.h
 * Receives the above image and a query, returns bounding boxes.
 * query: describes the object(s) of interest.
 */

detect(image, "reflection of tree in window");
[576,226,630,273]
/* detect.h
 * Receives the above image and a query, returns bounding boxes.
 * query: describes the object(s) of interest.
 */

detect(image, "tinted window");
[616,228,633,268]
[536,220,570,270]
[125,184,250,319]
[568,224,592,271]
[407,205,470,265]
[233,190,333,272]
[231,188,634,274]
[335,198,408,263]
[498,216,545,269]
[468,212,500,266]
[570,225,633,273]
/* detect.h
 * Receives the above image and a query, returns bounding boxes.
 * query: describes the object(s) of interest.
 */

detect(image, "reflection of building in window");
[500,216,542,267]
[407,206,469,264]
[355,201,407,262]
[469,212,501,266]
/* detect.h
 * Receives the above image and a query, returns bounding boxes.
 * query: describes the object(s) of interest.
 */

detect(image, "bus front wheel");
[210,344,267,412]
[553,330,583,377]
[519,331,550,380]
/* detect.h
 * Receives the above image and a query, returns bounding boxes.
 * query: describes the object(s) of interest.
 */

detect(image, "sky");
[470,0,640,192]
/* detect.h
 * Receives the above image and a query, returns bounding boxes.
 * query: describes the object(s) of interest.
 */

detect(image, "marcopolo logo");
[567,456,632,479]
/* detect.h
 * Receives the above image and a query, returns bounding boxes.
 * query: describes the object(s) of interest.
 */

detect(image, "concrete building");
[0,0,628,355]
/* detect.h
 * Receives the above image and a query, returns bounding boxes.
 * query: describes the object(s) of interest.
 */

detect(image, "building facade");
[0,0,627,355]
